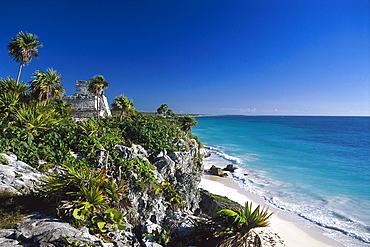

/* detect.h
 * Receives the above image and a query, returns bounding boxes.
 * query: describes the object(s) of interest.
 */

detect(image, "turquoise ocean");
[192,116,370,247]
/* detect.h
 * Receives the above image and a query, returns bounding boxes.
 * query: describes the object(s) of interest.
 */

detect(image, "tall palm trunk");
[16,61,24,83]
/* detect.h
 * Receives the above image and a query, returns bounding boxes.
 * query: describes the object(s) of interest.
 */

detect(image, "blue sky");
[1,0,368,116]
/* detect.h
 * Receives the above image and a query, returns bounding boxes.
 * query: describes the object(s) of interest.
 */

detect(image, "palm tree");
[176,115,198,132]
[111,94,134,120]
[156,103,168,115]
[7,31,43,83]
[29,68,65,102]
[88,75,109,118]
[165,108,176,118]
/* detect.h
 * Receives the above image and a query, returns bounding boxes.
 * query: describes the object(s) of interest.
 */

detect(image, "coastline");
[200,174,345,247]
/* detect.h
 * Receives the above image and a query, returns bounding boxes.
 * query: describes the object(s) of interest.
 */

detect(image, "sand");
[200,174,344,247]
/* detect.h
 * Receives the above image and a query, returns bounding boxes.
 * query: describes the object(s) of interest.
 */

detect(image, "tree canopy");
[7,31,43,83]
[29,68,65,102]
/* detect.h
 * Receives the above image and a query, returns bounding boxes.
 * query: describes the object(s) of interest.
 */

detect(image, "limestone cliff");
[0,140,207,247]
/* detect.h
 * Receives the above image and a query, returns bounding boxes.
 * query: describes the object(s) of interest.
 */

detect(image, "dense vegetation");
[0,31,271,246]
[1,30,205,238]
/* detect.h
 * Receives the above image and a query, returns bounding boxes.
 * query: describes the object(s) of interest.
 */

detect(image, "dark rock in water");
[224,164,237,172]
[209,165,227,177]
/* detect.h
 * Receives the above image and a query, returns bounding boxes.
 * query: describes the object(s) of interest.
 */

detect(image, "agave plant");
[13,103,63,136]
[40,161,128,233]
[0,77,29,118]
[216,201,273,247]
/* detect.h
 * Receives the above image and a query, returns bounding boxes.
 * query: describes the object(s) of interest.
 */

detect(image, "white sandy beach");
[200,174,344,247]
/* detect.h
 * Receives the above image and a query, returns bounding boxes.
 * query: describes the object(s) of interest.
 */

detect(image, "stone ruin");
[63,80,111,121]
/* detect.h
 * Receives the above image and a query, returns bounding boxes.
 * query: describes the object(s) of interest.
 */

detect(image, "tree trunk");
[16,63,23,83]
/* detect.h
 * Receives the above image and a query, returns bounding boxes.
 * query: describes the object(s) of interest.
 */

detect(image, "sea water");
[192,116,370,247]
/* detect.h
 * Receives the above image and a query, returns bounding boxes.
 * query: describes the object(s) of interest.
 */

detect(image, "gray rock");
[0,238,19,247]
[175,173,201,212]
[0,138,208,247]
[224,164,237,172]
[0,153,44,194]
[114,145,148,161]
[199,147,211,158]
[14,212,108,246]
[140,220,162,235]
[106,230,138,246]
[209,165,227,177]
[153,155,175,178]
[142,236,163,247]
[0,229,16,239]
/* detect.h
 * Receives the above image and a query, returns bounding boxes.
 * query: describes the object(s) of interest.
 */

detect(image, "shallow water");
[192,116,370,247]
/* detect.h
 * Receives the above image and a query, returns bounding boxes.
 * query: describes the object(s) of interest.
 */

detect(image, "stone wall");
[63,80,111,120]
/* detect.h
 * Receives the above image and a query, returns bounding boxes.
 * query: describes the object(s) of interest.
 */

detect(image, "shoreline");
[200,174,344,247]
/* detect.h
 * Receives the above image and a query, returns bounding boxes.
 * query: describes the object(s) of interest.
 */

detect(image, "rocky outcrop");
[199,189,241,218]
[116,140,204,225]
[0,153,44,194]
[0,212,108,246]
[208,165,227,177]
[1,141,243,247]
[224,164,237,172]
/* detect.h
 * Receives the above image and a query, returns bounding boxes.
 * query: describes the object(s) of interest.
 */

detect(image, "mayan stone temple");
[63,80,111,121]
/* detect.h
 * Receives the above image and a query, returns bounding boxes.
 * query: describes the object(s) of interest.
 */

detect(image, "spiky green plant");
[40,161,128,233]
[13,103,63,136]
[216,201,273,247]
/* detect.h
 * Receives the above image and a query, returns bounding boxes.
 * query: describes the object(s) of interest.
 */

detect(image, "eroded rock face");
[0,141,207,247]
[127,139,204,225]
[0,153,44,194]
[0,212,118,246]
[114,144,149,161]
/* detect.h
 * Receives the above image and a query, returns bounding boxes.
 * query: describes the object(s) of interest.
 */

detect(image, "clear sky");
[1,0,369,116]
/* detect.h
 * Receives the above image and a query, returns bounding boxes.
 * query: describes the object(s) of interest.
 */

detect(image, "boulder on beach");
[209,165,227,177]
[224,164,237,172]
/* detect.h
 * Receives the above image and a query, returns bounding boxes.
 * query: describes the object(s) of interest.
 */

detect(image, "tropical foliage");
[216,202,273,247]
[1,32,205,243]
[0,77,29,118]
[156,103,168,115]
[111,94,134,120]
[40,161,127,233]
[29,68,65,102]
[7,31,43,83]
[88,75,109,118]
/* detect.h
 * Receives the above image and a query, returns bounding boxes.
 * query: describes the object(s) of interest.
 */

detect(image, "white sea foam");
[205,146,241,164]
[203,145,370,247]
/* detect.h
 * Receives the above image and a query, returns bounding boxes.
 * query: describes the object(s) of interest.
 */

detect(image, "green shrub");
[0,155,9,165]
[215,202,273,247]
[40,160,128,234]
[114,157,158,188]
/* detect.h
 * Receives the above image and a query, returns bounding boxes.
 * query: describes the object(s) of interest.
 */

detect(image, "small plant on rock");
[40,160,128,234]
[215,201,273,247]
